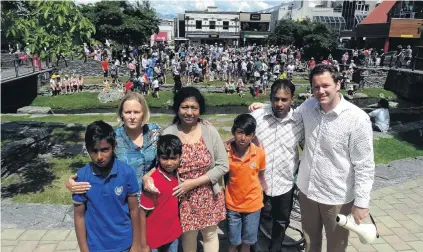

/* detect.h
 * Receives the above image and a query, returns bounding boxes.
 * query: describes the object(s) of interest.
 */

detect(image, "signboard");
[149,31,168,41]
[209,34,219,38]
[250,14,261,21]
[243,34,268,38]
[389,18,423,38]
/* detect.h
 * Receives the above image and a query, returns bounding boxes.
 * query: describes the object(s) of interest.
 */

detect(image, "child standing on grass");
[73,120,141,252]
[226,114,266,252]
[140,135,183,252]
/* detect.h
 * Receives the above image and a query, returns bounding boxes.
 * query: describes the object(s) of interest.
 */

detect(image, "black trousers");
[262,187,294,251]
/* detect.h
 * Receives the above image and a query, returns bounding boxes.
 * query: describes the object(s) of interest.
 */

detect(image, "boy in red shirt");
[125,79,134,93]
[101,59,109,84]
[140,135,183,252]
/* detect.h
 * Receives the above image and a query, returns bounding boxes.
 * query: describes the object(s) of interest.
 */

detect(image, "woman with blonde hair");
[66,92,161,192]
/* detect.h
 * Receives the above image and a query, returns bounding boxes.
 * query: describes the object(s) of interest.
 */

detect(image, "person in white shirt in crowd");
[286,62,295,79]
[369,98,390,133]
[296,64,375,252]
[152,78,160,98]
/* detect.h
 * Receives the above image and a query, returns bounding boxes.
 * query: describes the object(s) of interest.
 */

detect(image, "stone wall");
[56,58,131,77]
[385,69,423,103]
[352,68,389,89]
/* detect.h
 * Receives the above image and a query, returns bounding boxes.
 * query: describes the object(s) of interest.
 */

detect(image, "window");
[209,21,216,29]
[196,20,202,29]
[223,21,229,30]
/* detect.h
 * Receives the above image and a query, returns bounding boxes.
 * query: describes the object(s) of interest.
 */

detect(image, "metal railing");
[1,58,53,79]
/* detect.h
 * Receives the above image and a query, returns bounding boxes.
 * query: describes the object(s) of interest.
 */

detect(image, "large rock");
[17,106,53,114]
[353,93,368,99]
[1,128,52,177]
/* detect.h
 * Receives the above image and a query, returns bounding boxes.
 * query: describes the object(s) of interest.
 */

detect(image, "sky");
[75,0,287,17]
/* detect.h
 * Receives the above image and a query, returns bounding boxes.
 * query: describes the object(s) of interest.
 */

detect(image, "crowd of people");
[49,72,84,96]
[63,62,380,252]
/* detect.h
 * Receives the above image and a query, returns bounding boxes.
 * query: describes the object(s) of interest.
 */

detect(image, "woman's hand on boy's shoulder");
[65,174,91,194]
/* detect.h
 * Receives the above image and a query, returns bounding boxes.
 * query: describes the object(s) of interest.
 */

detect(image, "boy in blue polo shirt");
[140,135,183,252]
[73,121,141,252]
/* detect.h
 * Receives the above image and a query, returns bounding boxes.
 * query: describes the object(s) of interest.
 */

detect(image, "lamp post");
[185,16,190,46]
[290,3,294,20]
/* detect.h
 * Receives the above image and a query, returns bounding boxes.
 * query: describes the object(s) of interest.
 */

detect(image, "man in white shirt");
[250,80,304,252]
[296,64,375,252]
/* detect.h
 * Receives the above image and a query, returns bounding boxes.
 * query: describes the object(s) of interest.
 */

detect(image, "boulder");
[17,106,53,114]
[353,93,368,99]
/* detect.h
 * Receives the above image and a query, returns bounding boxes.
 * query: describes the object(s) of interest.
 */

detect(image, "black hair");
[157,134,183,157]
[270,79,296,98]
[231,113,257,135]
[85,120,116,151]
[309,64,341,86]
[378,98,389,109]
[172,87,206,124]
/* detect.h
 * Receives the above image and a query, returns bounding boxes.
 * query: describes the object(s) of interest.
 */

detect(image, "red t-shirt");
[140,168,182,249]
[125,81,133,91]
[101,60,109,71]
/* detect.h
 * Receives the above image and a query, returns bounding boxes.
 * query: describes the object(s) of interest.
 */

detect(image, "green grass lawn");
[374,138,423,164]
[30,91,270,110]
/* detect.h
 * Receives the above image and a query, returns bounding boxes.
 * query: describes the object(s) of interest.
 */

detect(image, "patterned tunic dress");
[179,137,226,232]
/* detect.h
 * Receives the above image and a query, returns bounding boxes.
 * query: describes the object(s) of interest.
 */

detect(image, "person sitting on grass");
[236,78,245,98]
[226,114,266,252]
[73,120,141,252]
[369,98,390,133]
[140,135,183,252]
[50,74,59,96]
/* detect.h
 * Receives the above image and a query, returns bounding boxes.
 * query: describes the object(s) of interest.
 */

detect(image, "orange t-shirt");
[225,143,266,213]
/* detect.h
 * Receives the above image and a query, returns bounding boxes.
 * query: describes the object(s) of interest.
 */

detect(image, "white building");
[150,19,174,46]
[259,0,379,34]
[184,7,241,46]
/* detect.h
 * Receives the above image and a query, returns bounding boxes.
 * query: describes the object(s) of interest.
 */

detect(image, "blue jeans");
[227,209,261,246]
[151,239,179,252]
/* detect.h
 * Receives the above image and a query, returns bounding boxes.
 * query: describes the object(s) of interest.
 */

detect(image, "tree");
[268,18,338,59]
[3,0,96,61]
[80,0,160,46]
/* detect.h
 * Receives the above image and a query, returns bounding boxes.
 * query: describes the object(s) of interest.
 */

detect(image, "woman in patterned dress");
[144,87,229,252]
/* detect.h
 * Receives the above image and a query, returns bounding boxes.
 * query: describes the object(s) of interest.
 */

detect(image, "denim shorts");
[151,239,179,252]
[227,209,261,246]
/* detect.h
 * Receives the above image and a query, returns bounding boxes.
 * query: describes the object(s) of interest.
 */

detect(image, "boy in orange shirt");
[226,113,266,252]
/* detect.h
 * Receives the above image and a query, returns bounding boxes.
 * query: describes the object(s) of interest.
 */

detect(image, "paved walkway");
[2,176,423,252]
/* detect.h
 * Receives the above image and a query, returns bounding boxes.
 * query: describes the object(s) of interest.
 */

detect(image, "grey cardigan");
[162,123,229,195]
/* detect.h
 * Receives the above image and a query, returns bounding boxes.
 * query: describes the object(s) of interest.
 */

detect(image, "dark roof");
[360,0,396,24]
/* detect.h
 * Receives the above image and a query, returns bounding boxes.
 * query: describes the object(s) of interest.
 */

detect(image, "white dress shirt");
[296,96,375,208]
[251,106,304,197]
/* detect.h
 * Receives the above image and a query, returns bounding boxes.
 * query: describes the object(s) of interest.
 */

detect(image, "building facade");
[239,12,271,45]
[184,7,240,46]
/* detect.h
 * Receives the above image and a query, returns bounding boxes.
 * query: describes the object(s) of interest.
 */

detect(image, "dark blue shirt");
[72,159,139,252]
[115,123,161,189]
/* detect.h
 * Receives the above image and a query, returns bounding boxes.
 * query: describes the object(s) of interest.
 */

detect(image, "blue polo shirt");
[72,159,139,252]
